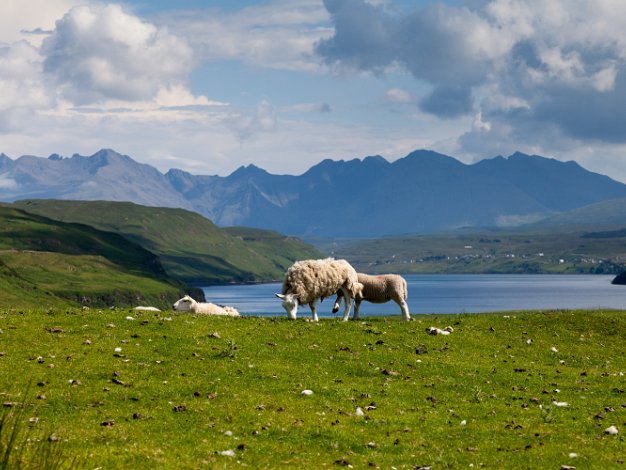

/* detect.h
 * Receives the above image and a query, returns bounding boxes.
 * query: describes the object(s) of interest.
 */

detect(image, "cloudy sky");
[2,0,626,181]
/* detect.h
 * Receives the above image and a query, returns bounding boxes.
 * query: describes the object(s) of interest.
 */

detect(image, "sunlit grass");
[0,308,624,468]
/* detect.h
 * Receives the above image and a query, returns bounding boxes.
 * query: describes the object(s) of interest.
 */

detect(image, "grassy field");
[1,308,625,468]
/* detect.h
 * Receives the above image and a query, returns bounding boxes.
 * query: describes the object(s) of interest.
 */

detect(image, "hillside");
[328,225,626,275]
[0,205,188,308]
[4,148,626,237]
[13,200,323,284]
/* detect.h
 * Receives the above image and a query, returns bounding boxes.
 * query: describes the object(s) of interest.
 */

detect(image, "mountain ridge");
[2,148,626,237]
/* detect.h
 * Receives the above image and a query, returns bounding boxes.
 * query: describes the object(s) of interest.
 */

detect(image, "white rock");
[568,453,578,458]
[355,407,365,417]
[125,316,135,321]
[550,347,559,353]
[605,425,619,435]
[301,389,313,396]
[460,420,467,426]
[219,450,236,457]
[552,401,569,407]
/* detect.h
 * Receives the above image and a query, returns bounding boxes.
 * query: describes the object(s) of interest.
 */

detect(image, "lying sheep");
[275,258,363,321]
[133,306,161,312]
[172,295,240,316]
[332,273,411,321]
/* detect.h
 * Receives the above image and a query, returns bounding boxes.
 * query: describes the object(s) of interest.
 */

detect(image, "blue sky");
[2,0,626,182]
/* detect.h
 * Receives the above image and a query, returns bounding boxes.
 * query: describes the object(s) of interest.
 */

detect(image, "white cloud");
[159,0,332,73]
[0,0,82,46]
[41,4,195,104]
[385,88,413,103]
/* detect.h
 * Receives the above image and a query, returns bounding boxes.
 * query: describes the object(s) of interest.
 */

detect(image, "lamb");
[332,273,411,321]
[172,295,240,317]
[275,258,363,321]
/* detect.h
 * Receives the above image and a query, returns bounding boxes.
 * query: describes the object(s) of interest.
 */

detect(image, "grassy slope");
[330,226,626,275]
[0,206,185,308]
[14,200,323,285]
[0,308,624,468]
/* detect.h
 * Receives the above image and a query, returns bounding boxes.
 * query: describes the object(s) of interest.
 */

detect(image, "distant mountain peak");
[2,147,626,237]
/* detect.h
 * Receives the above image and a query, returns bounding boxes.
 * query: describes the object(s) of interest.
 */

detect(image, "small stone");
[301,389,313,396]
[219,450,235,457]
[48,434,60,442]
[355,407,365,417]
[605,425,619,435]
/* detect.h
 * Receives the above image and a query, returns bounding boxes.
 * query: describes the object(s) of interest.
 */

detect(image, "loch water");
[202,274,626,317]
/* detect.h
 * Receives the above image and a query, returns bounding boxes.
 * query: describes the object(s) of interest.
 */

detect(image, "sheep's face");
[275,293,298,320]
[173,296,194,312]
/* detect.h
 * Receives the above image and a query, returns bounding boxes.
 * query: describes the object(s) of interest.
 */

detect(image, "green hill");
[0,205,189,308]
[13,200,323,284]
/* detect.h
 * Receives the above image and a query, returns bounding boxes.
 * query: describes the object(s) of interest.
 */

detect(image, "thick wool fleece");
[281,258,361,305]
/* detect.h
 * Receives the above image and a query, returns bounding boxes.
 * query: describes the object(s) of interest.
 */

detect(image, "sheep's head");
[173,295,196,312]
[275,293,298,320]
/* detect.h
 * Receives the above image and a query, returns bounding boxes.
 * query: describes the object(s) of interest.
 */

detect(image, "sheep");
[172,295,240,316]
[332,273,411,321]
[275,258,363,321]
[133,306,161,312]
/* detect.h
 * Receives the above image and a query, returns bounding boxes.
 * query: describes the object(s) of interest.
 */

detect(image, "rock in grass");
[301,389,313,396]
[219,450,235,457]
[605,425,619,435]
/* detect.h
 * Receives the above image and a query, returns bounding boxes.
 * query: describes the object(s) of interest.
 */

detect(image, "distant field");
[1,308,624,468]
[327,226,626,275]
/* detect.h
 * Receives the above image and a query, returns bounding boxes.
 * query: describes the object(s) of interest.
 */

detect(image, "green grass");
[0,206,189,309]
[1,308,624,468]
[13,200,323,284]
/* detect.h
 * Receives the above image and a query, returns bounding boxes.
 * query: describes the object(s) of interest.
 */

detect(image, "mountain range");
[2,148,626,237]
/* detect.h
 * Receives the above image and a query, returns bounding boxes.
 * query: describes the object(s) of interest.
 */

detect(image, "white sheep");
[172,295,240,317]
[332,273,411,321]
[275,258,363,321]
[133,306,161,312]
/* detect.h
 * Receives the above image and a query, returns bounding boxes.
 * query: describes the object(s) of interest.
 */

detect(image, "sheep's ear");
[275,293,285,299]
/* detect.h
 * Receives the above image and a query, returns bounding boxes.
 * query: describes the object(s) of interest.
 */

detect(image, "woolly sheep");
[332,273,411,321]
[133,306,161,312]
[275,258,363,321]
[172,295,240,317]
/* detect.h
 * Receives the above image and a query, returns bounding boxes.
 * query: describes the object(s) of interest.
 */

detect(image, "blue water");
[202,274,626,318]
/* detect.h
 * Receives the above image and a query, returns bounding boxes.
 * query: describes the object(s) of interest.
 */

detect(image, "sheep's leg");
[340,287,352,321]
[398,299,411,321]
[332,292,343,314]
[352,299,361,321]
[309,300,319,322]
